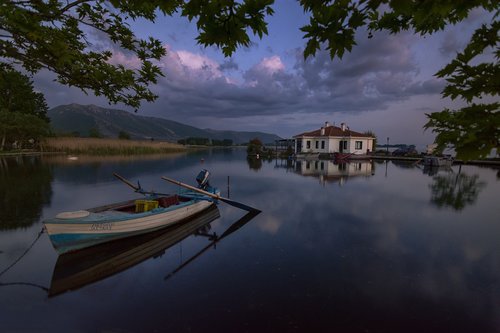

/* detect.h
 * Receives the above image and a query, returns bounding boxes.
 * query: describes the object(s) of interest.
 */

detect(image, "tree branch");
[59,0,92,14]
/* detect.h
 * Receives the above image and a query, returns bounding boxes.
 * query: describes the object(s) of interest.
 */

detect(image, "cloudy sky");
[34,1,494,147]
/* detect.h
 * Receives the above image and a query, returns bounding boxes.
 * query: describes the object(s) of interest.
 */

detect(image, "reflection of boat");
[44,170,219,254]
[423,156,453,167]
[49,206,221,297]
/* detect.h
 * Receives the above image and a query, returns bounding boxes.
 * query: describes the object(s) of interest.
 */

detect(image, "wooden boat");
[49,205,221,297]
[44,191,217,254]
[44,169,257,255]
[44,170,222,254]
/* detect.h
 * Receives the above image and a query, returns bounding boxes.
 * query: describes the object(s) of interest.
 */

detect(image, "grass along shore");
[42,137,187,155]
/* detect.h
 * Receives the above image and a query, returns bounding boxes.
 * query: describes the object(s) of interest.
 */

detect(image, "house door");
[339,140,347,152]
[296,139,302,153]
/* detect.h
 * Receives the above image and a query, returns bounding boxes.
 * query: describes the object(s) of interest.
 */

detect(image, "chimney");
[325,121,330,127]
[341,123,346,131]
[320,127,325,135]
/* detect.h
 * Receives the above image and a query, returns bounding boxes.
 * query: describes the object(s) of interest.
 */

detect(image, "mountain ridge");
[48,104,282,144]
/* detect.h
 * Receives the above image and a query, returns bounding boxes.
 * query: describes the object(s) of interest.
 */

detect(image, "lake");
[1,149,499,332]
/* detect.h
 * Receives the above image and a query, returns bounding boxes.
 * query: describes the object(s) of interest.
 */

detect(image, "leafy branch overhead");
[0,0,168,109]
[426,19,499,160]
[1,1,498,159]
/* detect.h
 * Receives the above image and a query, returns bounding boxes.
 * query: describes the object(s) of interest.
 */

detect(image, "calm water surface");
[0,149,499,332]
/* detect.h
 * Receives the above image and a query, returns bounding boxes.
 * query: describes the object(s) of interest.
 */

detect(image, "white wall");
[296,136,374,154]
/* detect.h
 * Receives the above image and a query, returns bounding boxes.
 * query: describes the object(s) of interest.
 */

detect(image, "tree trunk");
[1,132,5,151]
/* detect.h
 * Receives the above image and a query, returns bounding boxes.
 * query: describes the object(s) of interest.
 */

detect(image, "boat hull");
[44,199,214,254]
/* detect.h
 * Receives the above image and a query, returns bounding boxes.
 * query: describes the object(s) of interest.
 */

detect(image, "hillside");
[48,104,282,144]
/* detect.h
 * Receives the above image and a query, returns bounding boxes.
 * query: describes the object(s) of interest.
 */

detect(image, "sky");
[33,1,495,147]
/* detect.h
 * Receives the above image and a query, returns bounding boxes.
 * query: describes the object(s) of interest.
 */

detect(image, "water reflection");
[391,160,419,169]
[246,156,262,171]
[292,159,374,185]
[423,164,453,176]
[429,170,486,211]
[0,156,53,229]
[42,149,238,186]
[1,150,499,332]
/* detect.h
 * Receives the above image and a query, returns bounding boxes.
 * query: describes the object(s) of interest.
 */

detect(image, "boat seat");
[157,195,179,208]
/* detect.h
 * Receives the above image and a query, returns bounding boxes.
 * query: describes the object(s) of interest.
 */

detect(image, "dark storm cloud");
[292,31,437,112]
[36,30,443,124]
[149,30,442,121]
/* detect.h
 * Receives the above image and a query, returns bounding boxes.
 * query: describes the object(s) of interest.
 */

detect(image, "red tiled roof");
[294,125,373,138]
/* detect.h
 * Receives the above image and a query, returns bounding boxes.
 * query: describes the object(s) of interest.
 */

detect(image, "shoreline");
[369,155,500,166]
[2,150,499,167]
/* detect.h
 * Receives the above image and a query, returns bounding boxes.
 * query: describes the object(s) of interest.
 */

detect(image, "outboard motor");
[196,169,210,189]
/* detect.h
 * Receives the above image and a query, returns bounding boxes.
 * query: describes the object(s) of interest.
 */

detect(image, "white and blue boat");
[44,170,220,254]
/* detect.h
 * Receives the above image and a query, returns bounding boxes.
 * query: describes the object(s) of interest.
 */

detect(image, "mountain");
[48,104,282,144]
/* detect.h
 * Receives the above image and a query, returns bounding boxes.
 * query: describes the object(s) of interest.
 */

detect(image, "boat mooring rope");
[0,281,49,292]
[0,227,45,278]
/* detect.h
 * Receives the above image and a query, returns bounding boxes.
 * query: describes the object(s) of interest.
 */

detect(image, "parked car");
[392,145,418,156]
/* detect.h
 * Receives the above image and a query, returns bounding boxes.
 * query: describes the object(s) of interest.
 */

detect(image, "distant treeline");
[177,137,233,146]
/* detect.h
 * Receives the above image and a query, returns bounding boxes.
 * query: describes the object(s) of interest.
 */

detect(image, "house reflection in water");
[294,159,374,186]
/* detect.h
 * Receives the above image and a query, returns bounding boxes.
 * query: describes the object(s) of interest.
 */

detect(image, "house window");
[321,141,325,149]
[306,162,310,169]
[320,162,324,170]
[315,141,319,149]
[355,141,363,150]
[306,141,311,149]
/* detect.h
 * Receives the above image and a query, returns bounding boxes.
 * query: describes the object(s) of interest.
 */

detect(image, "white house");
[293,122,375,155]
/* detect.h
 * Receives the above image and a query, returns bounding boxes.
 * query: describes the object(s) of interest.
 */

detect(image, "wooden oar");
[113,173,141,192]
[161,176,258,212]
[114,173,177,198]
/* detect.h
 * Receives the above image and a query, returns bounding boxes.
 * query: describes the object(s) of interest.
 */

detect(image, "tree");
[0,66,50,150]
[247,137,263,155]
[0,65,49,121]
[118,130,131,140]
[0,111,50,150]
[88,127,102,138]
[2,1,497,158]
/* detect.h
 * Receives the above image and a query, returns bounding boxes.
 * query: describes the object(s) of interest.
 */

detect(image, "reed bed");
[43,137,187,155]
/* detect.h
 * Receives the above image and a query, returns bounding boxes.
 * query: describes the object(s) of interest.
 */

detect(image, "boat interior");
[89,195,191,214]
